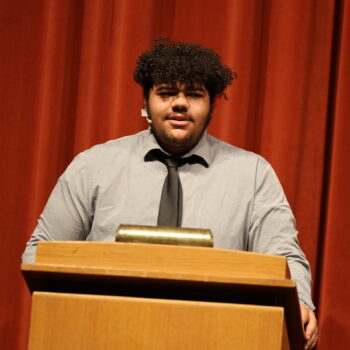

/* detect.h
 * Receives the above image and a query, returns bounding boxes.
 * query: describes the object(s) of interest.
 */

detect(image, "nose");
[171,93,189,113]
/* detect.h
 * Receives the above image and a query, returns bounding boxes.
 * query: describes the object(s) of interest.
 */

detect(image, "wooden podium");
[21,242,305,350]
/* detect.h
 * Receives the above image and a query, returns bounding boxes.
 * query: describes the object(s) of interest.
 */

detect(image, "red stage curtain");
[0,0,349,348]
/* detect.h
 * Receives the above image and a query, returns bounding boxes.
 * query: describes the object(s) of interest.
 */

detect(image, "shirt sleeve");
[247,156,315,310]
[21,152,95,263]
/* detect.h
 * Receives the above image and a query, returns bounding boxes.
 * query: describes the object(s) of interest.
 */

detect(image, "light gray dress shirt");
[22,129,315,309]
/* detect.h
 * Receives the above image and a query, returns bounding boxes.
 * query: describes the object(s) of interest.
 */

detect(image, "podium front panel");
[28,292,290,350]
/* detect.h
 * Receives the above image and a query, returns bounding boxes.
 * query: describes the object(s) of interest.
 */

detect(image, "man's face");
[146,82,211,156]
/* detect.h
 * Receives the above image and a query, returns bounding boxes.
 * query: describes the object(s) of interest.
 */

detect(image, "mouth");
[166,114,191,127]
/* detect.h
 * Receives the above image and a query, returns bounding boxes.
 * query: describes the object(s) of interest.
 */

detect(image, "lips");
[168,113,188,120]
[167,114,191,127]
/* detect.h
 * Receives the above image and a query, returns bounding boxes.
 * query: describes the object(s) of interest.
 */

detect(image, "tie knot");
[161,155,189,169]
[146,149,198,169]
[163,157,179,169]
[145,149,209,169]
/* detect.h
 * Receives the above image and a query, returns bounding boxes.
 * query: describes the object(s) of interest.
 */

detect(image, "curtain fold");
[317,1,350,348]
[0,0,349,348]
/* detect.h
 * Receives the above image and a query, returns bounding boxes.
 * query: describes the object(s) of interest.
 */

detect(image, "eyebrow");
[154,85,176,92]
[154,85,206,92]
[186,87,206,92]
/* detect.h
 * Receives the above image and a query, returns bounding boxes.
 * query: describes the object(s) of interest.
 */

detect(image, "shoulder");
[207,136,287,206]
[75,130,147,163]
[82,130,147,158]
[207,134,270,169]
[205,135,278,187]
[62,130,148,178]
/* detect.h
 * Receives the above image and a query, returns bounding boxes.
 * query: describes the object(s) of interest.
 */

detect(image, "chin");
[167,132,193,145]
[167,135,196,154]
[168,128,191,139]
[152,127,197,154]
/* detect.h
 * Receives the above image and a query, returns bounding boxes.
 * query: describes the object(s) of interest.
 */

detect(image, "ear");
[142,99,152,125]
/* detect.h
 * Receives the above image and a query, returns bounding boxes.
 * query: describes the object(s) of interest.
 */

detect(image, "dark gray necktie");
[145,149,207,227]
[157,157,183,227]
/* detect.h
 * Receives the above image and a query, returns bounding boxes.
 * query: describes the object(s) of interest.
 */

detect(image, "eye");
[158,91,176,97]
[187,92,203,98]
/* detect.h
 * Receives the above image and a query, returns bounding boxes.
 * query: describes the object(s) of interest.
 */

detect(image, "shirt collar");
[142,129,212,167]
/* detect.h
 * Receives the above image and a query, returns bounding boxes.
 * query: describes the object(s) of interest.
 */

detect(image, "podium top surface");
[22,241,292,287]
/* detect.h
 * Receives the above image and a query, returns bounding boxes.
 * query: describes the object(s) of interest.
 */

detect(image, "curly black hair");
[134,38,236,102]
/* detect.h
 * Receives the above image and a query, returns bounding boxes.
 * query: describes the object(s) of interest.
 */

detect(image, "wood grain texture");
[34,241,290,279]
[28,292,290,350]
[21,262,295,288]
[22,242,304,349]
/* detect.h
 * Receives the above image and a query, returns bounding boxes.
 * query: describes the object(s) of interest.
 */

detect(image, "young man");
[23,39,317,348]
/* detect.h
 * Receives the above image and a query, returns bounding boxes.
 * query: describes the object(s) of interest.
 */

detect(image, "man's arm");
[22,153,93,263]
[247,157,317,347]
